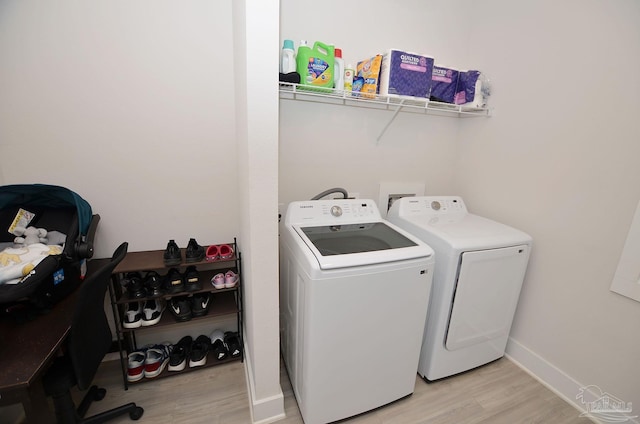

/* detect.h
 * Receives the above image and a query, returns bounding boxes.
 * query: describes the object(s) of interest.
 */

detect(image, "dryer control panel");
[388,196,468,218]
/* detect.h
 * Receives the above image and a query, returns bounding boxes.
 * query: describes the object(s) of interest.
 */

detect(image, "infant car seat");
[0,184,100,312]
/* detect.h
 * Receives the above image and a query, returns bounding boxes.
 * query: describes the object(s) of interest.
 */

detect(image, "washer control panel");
[285,199,381,225]
[388,196,468,218]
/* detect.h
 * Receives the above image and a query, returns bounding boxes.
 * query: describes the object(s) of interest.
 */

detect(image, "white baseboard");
[242,335,286,424]
[506,337,639,424]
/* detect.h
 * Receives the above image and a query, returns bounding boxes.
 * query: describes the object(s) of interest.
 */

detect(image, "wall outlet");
[378,182,425,217]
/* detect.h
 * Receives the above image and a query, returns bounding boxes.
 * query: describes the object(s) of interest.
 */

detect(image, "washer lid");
[292,221,432,269]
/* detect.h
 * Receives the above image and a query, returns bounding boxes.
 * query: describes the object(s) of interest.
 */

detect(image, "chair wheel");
[94,387,107,401]
[130,406,144,420]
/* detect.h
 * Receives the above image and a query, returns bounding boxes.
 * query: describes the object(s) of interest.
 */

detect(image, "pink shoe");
[224,271,238,288]
[206,245,219,261]
[218,244,234,260]
[212,273,225,289]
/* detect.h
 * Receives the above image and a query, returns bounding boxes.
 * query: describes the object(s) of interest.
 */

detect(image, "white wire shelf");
[279,82,491,143]
[278,82,491,118]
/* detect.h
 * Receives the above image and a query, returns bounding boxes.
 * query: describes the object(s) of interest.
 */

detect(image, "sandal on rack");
[205,244,219,261]
[218,244,234,260]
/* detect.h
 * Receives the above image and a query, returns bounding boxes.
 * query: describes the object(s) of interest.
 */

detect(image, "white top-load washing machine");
[280,199,434,424]
[387,196,532,381]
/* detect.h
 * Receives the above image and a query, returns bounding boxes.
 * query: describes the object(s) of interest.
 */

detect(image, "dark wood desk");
[0,289,78,423]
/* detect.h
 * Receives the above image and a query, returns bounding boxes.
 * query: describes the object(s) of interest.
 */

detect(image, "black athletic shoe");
[165,268,184,294]
[191,293,210,317]
[184,266,201,292]
[163,239,182,266]
[124,272,146,299]
[168,336,192,372]
[144,271,165,296]
[185,238,205,263]
[224,331,242,358]
[210,329,229,361]
[189,335,211,368]
[169,296,191,322]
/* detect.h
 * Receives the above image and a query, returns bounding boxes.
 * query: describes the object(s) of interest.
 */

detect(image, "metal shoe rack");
[107,238,243,389]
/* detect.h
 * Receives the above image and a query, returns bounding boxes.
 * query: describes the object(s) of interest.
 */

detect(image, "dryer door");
[445,245,530,351]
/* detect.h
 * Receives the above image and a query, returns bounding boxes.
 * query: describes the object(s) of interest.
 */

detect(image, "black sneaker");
[168,336,192,372]
[184,266,201,292]
[185,238,205,263]
[163,239,182,266]
[191,293,210,317]
[165,268,184,294]
[144,271,165,296]
[168,296,191,322]
[210,329,229,361]
[123,272,146,299]
[189,335,211,368]
[224,331,242,358]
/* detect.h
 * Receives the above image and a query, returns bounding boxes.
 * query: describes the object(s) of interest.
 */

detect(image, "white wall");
[234,0,285,422]
[0,0,239,258]
[2,2,285,422]
[454,0,640,412]
[280,0,640,418]
[279,0,475,205]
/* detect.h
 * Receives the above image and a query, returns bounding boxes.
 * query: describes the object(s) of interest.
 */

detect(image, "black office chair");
[43,242,144,423]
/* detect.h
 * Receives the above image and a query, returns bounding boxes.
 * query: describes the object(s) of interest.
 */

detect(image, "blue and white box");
[378,49,434,99]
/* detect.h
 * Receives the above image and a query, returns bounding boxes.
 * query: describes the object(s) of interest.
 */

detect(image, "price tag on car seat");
[8,208,35,235]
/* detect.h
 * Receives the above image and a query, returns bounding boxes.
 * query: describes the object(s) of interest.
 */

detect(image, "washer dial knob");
[431,201,441,211]
[330,205,343,217]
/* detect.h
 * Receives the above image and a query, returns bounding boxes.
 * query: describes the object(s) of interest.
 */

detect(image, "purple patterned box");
[379,49,434,99]
[430,65,459,104]
[454,70,482,105]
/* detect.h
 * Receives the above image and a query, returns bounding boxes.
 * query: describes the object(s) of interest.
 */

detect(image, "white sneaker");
[224,271,238,288]
[141,299,164,326]
[144,343,172,378]
[123,302,142,328]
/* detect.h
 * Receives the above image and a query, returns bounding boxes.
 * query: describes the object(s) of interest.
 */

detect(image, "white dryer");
[280,199,434,424]
[387,196,532,381]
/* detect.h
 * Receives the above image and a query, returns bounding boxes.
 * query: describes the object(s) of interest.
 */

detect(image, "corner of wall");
[242,336,286,424]
[506,337,640,424]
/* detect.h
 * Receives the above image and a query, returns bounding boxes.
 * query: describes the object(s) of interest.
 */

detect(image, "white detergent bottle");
[334,48,344,93]
[280,39,296,74]
[344,63,354,93]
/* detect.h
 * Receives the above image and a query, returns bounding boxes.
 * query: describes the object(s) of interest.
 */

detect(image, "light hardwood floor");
[4,357,593,424]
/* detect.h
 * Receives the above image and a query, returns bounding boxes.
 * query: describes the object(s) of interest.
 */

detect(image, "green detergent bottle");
[296,41,335,92]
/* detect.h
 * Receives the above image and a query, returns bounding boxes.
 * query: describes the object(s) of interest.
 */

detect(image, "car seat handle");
[75,214,100,259]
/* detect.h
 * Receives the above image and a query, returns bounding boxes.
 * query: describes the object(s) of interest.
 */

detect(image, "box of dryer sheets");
[356,54,383,99]
[378,49,434,99]
[430,65,459,104]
